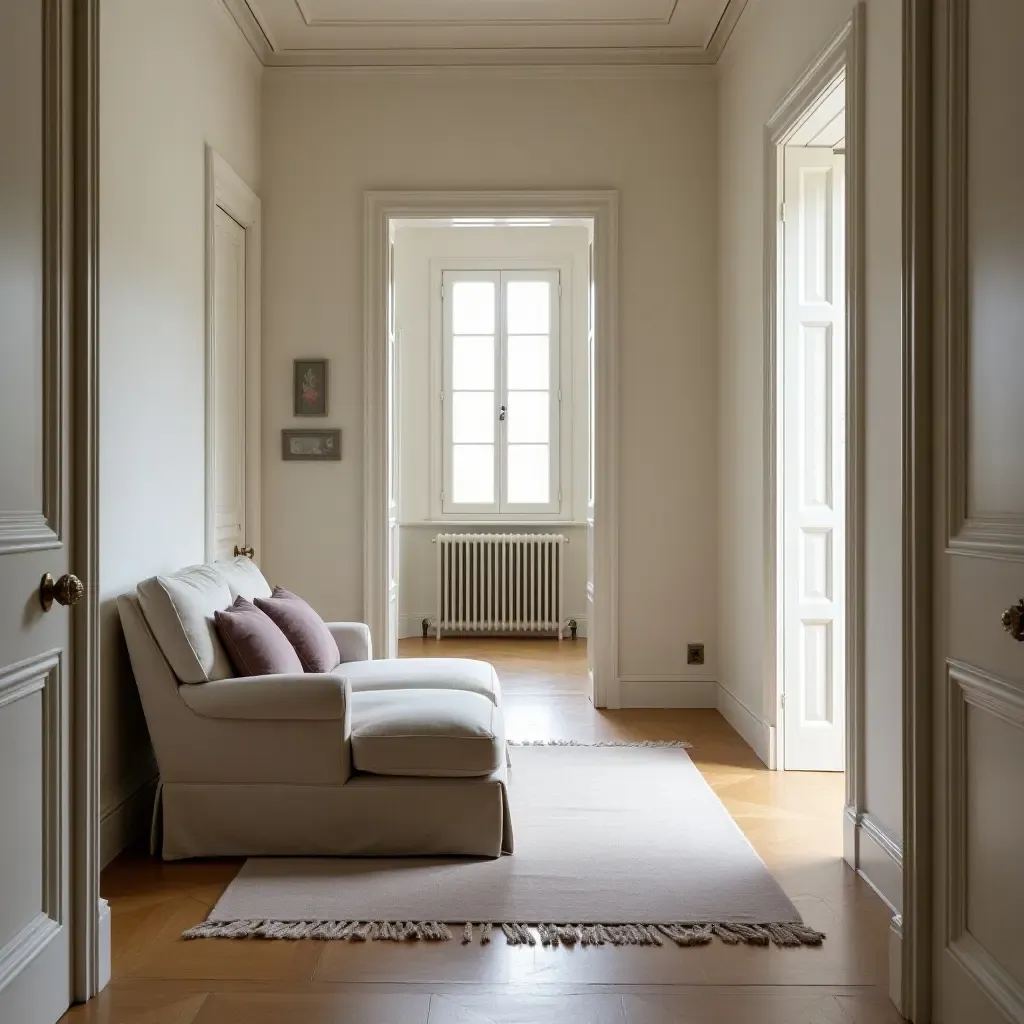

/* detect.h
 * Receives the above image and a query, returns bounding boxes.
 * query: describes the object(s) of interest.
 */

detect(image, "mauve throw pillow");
[214,596,304,677]
[255,587,341,673]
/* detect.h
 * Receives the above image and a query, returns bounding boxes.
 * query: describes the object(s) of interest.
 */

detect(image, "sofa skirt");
[157,770,513,860]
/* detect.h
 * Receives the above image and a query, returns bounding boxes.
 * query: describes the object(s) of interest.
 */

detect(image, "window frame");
[438,264,565,520]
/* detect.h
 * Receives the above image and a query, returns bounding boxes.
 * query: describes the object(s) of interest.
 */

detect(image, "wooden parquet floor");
[63,639,900,1023]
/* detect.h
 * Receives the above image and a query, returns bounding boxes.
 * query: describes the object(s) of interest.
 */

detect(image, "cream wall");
[716,0,904,854]
[393,224,591,638]
[261,70,719,690]
[99,0,262,863]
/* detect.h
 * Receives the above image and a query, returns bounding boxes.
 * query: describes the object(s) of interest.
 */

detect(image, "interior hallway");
[67,640,898,1023]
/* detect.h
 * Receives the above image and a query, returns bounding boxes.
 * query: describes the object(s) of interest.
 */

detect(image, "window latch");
[499,404,507,422]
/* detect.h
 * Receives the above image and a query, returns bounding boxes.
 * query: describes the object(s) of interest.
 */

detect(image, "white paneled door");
[935,2,1024,1021]
[781,146,846,771]
[0,2,73,1022]
[212,206,248,562]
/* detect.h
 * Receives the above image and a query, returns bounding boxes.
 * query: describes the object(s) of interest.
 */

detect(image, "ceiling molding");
[293,0,681,29]
[218,0,273,61]
[266,61,717,80]
[705,0,748,59]
[219,0,749,68]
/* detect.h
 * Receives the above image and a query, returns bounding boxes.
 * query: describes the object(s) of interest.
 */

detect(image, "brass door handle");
[234,545,254,559]
[1002,599,1024,642]
[39,572,84,612]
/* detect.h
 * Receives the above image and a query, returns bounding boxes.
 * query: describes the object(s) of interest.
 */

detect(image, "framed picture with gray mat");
[282,428,341,461]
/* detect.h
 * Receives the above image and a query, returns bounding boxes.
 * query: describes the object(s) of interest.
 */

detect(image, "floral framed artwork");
[281,429,341,461]
[294,358,328,416]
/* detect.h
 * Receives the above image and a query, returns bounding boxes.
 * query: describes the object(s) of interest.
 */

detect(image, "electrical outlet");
[687,643,705,666]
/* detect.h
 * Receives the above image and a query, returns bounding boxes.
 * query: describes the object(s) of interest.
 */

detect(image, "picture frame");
[281,428,341,461]
[294,358,328,416]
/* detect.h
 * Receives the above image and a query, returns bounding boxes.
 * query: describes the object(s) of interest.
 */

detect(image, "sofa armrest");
[178,674,351,721]
[328,621,372,663]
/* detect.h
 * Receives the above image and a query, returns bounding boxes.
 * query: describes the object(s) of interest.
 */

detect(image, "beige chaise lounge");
[117,559,512,860]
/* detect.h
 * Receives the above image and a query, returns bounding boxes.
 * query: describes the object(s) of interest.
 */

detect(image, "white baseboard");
[618,677,717,708]
[888,914,903,1015]
[98,898,111,993]
[845,806,903,914]
[399,615,589,640]
[716,684,773,767]
[100,775,158,869]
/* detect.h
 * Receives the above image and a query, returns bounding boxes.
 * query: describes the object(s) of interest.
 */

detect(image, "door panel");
[213,207,247,562]
[782,146,846,771]
[0,2,72,1022]
[937,2,1024,1022]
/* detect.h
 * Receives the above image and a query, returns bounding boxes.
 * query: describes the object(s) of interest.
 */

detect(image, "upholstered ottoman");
[351,689,506,778]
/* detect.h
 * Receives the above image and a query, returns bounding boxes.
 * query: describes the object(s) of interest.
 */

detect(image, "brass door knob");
[234,545,255,559]
[1002,599,1024,642]
[39,572,84,612]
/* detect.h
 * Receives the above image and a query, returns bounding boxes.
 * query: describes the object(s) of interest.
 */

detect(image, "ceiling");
[222,0,750,67]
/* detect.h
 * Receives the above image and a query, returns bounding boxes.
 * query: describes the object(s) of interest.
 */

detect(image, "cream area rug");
[184,743,824,949]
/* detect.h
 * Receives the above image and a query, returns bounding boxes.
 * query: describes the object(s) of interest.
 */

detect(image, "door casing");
[204,147,262,565]
[762,7,866,788]
[364,191,619,707]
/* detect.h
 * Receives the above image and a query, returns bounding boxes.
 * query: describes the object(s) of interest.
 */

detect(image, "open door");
[585,241,597,704]
[0,3,75,1021]
[386,238,400,658]
[211,205,248,562]
[781,145,846,771]
[932,3,1024,1021]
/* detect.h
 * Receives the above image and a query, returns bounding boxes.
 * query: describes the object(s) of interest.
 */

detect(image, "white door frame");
[763,6,865,780]
[364,190,620,707]
[71,0,104,1003]
[204,148,262,564]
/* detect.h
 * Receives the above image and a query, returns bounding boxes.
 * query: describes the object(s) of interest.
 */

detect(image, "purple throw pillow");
[214,596,304,677]
[255,587,341,673]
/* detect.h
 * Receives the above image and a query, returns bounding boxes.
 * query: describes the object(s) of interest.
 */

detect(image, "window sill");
[399,520,587,528]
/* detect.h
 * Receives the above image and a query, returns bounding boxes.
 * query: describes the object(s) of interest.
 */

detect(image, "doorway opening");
[387,216,595,704]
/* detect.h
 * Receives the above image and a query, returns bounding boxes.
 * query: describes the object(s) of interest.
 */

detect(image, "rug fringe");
[506,739,693,749]
[182,919,824,947]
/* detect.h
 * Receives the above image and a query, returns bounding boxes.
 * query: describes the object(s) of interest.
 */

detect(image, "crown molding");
[219,0,748,68]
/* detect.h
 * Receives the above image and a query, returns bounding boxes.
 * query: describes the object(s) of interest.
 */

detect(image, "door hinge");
[440,283,445,299]
[781,692,787,708]
[558,283,563,298]
[780,202,787,223]
[557,388,562,403]
[440,390,444,403]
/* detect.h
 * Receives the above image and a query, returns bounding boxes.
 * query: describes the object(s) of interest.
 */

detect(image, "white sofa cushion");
[215,557,273,602]
[351,689,504,778]
[338,658,501,706]
[137,564,234,683]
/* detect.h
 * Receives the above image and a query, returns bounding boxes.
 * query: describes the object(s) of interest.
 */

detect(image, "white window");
[442,268,561,516]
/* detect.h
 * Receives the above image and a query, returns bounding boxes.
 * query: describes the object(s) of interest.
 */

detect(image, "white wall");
[99,0,261,863]
[261,70,719,690]
[392,224,590,637]
[716,0,904,879]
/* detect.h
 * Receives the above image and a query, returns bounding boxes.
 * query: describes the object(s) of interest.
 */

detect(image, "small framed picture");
[294,359,328,416]
[282,429,341,461]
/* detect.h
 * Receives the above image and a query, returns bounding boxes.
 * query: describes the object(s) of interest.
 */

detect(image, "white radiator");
[434,533,567,638]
